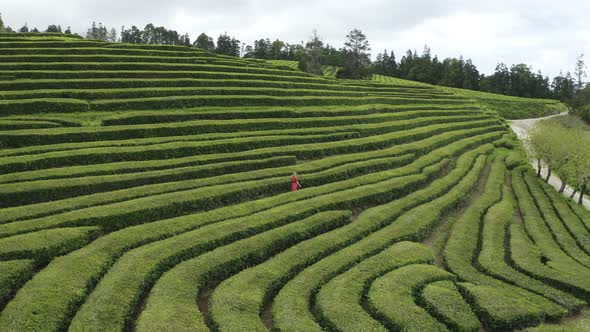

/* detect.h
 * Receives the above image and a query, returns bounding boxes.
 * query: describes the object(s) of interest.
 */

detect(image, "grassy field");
[0,33,588,332]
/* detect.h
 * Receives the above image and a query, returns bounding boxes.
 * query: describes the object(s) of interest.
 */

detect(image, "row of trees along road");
[528,121,590,204]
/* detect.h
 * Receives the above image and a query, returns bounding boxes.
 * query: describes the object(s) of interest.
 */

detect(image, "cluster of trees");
[87,22,117,42]
[121,24,190,46]
[0,13,11,32]
[529,121,590,204]
[373,47,481,90]
[120,27,239,56]
[0,13,73,34]
[372,46,584,102]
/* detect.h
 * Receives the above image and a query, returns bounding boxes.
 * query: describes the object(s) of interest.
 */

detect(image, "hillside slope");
[0,33,588,332]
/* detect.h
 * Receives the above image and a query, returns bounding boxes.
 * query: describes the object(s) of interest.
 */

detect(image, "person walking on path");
[291,172,301,192]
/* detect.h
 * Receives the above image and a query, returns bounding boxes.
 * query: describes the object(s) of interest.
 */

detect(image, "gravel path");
[510,113,590,209]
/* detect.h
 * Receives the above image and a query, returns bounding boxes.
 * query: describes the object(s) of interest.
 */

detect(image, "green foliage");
[419,281,481,332]
[0,33,586,332]
[367,264,455,331]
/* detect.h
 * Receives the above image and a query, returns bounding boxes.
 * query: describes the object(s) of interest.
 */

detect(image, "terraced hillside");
[374,75,567,119]
[0,33,588,332]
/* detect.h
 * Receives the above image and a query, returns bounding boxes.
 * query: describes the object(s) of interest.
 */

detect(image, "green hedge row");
[0,156,292,223]
[0,120,61,130]
[479,99,566,120]
[0,125,500,208]
[0,111,486,148]
[0,148,428,238]
[565,196,590,231]
[513,169,590,277]
[457,282,551,330]
[367,264,455,331]
[0,86,456,102]
[0,155,408,224]
[0,111,481,157]
[535,178,590,255]
[524,173,590,267]
[0,155,297,209]
[0,54,213,64]
[509,219,590,301]
[0,132,491,331]
[0,47,206,57]
[444,158,568,328]
[314,242,434,332]
[0,77,441,94]
[509,168,590,299]
[272,147,490,331]
[0,98,88,116]
[0,62,315,78]
[419,281,481,332]
[72,210,351,331]
[1,125,499,222]
[90,95,471,112]
[0,124,502,186]
[0,227,101,264]
[0,260,34,310]
[0,126,352,157]
[100,104,480,125]
[0,131,356,176]
[0,128,500,218]
[139,207,353,331]
[477,185,585,311]
[36,163,438,331]
[0,70,330,84]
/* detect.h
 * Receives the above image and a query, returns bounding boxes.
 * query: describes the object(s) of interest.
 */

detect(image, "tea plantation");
[0,33,589,332]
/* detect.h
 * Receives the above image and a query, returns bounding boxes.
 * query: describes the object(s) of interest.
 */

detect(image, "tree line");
[528,120,590,204]
[1,13,588,110]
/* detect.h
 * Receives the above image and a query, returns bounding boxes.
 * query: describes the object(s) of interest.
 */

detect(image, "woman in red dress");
[291,172,301,192]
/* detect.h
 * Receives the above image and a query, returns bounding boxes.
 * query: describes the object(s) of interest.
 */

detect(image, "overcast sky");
[2,0,589,78]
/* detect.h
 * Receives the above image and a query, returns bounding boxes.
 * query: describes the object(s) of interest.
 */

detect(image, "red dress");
[291,176,299,192]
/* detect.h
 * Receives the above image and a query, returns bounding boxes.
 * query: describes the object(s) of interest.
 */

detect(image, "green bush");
[0,111,490,148]
[315,242,434,332]
[0,54,212,64]
[0,129,494,331]
[0,47,206,57]
[367,264,455,331]
[457,283,549,330]
[273,146,490,331]
[0,259,34,309]
[0,227,101,264]
[444,157,568,328]
[0,86,462,101]
[0,98,88,116]
[478,185,584,311]
[101,104,480,125]
[0,126,502,185]
[509,168,590,299]
[0,62,314,78]
[2,163,437,331]
[524,172,590,267]
[419,281,481,332]
[0,156,296,211]
[0,131,355,175]
[71,210,351,331]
